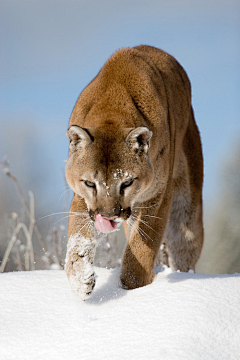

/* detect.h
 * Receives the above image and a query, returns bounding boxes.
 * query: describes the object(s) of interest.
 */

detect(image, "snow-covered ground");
[1,267,240,360]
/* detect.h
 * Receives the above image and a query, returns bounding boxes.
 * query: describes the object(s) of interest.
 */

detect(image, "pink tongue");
[95,214,118,234]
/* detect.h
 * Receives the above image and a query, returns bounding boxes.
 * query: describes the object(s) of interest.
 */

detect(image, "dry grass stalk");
[0,220,35,272]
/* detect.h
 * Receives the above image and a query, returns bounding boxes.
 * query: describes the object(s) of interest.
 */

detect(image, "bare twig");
[0,222,35,273]
[1,158,45,249]
[0,157,52,266]
[28,191,35,268]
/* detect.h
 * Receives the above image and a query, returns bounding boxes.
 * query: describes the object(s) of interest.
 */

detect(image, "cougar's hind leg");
[165,188,203,272]
[165,108,204,272]
[166,142,204,272]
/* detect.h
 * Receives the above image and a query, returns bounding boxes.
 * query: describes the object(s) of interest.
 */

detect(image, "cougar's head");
[65,125,154,233]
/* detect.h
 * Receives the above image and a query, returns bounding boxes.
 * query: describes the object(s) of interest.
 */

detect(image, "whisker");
[127,218,138,239]
[78,220,93,235]
[137,225,154,242]
[53,213,89,226]
[77,218,92,226]
[133,203,158,210]
[129,218,148,243]
[57,188,72,204]
[77,217,91,227]
[86,221,94,237]
[136,226,147,242]
[132,215,158,234]
[134,216,159,234]
[86,222,90,237]
[39,211,89,220]
[57,185,71,193]
[130,215,155,242]
[53,215,72,225]
[142,214,163,220]
[69,211,89,216]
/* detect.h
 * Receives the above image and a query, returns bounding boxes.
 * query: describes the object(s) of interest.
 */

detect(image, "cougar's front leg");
[65,195,96,300]
[121,192,173,289]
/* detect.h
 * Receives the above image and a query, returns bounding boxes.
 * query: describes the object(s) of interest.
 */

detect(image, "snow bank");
[1,267,240,360]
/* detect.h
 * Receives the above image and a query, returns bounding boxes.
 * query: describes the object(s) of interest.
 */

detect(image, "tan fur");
[65,45,203,299]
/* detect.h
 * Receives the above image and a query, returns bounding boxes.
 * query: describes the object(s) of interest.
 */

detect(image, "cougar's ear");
[125,127,152,153]
[66,126,93,153]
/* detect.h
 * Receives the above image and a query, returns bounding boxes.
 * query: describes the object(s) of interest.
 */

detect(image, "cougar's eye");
[120,180,133,192]
[84,180,96,188]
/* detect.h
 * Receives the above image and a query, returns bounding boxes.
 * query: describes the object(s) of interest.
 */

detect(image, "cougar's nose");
[97,205,121,219]
[102,215,118,221]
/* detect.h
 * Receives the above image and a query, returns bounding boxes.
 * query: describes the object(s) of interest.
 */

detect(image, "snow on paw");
[69,265,96,300]
[65,234,96,300]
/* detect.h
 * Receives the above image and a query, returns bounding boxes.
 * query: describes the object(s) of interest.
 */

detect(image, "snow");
[1,267,240,360]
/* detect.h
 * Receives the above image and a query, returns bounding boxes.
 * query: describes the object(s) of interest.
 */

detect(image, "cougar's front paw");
[120,268,155,290]
[65,235,96,300]
[68,258,96,300]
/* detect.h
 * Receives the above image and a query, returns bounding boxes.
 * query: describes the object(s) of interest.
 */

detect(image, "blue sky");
[0,0,239,217]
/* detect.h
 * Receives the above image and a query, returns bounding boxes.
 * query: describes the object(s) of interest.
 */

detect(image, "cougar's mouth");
[89,207,131,234]
[94,214,119,234]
